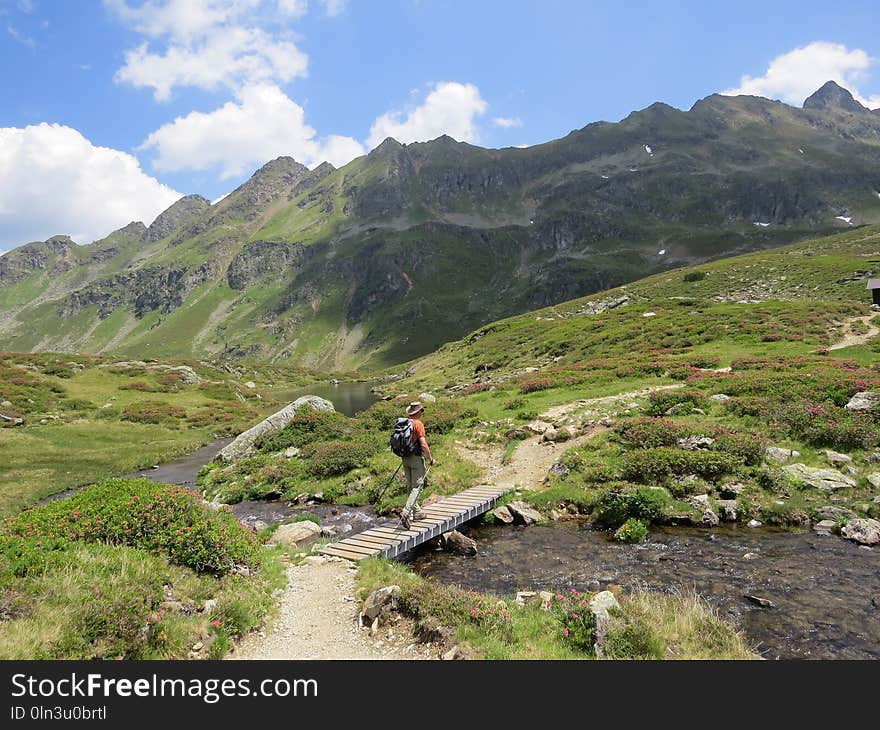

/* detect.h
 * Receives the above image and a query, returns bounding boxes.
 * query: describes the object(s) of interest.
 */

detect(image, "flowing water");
[411,520,880,660]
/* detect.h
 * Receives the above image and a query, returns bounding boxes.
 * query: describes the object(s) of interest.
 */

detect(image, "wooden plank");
[320,546,368,561]
[345,535,400,545]
[327,541,378,556]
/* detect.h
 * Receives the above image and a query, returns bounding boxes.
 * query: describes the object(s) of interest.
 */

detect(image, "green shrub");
[3,479,258,574]
[683,271,706,283]
[550,590,597,653]
[503,397,526,411]
[302,438,380,477]
[258,409,358,451]
[121,401,187,424]
[614,518,648,543]
[621,448,738,484]
[644,390,707,416]
[592,485,670,528]
[604,612,664,659]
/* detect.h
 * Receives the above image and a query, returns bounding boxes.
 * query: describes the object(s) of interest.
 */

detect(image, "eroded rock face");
[216,395,335,462]
[143,195,211,243]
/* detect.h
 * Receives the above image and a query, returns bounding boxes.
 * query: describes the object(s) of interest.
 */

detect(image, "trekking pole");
[373,463,403,504]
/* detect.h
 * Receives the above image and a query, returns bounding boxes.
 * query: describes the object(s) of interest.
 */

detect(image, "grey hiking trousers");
[402,454,427,512]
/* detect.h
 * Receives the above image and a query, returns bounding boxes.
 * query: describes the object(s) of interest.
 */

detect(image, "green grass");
[0,352,324,514]
[356,558,755,660]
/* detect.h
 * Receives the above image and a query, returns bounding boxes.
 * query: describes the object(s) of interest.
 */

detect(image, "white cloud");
[277,0,307,17]
[367,81,488,147]
[0,123,181,249]
[140,83,365,177]
[723,41,880,109]
[7,24,36,48]
[17,0,35,13]
[107,1,309,100]
[319,0,347,16]
[493,116,522,128]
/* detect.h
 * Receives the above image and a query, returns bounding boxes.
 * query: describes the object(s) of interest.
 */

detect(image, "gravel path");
[229,557,432,660]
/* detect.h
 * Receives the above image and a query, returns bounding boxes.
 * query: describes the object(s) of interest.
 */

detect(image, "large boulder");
[841,518,880,545]
[677,435,715,451]
[440,530,477,555]
[506,500,545,525]
[361,585,400,622]
[215,395,335,462]
[782,463,857,491]
[765,446,800,464]
[844,392,880,411]
[491,505,515,524]
[270,520,323,548]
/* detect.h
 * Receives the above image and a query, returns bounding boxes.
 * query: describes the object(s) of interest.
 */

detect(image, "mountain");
[2,83,880,369]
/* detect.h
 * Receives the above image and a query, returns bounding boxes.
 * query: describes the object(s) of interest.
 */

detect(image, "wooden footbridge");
[319,484,511,561]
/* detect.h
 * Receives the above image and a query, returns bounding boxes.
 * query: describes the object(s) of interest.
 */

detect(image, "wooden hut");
[868,278,880,306]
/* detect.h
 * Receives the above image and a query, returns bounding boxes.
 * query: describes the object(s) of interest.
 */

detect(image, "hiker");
[396,401,436,529]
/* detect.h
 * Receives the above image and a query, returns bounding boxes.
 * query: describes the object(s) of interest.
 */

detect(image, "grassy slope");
[395,224,880,389]
[0,353,323,514]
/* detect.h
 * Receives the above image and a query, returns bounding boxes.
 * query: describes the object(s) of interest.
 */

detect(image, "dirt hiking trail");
[829,313,880,351]
[230,557,431,660]
[456,384,682,490]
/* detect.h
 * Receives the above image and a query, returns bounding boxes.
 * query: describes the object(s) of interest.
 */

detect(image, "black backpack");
[390,417,420,457]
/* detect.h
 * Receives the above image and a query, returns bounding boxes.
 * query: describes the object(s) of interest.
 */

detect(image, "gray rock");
[541,426,559,443]
[716,499,738,522]
[677,435,715,450]
[747,519,763,527]
[506,500,545,525]
[284,446,300,458]
[491,505,514,524]
[709,394,731,403]
[689,494,711,507]
[783,463,857,491]
[589,591,620,657]
[866,473,880,489]
[440,530,477,555]
[841,518,880,545]
[816,506,857,521]
[844,391,880,411]
[362,585,400,621]
[700,508,720,527]
[0,400,12,408]
[216,395,334,462]
[271,520,322,548]
[548,462,571,478]
[824,450,853,465]
[718,481,747,498]
[813,519,837,535]
[418,392,437,403]
[765,446,800,464]
[744,594,775,608]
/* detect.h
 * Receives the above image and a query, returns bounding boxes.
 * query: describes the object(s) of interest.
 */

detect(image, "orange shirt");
[410,418,426,447]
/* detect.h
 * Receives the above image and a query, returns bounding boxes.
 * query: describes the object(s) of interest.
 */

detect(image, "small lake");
[278,380,381,417]
[410,520,880,660]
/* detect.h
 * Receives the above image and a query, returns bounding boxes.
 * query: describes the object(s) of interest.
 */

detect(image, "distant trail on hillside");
[456,384,682,491]
[829,314,880,350]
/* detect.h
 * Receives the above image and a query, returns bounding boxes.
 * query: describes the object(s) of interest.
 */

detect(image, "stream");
[410,520,880,660]
[50,379,880,659]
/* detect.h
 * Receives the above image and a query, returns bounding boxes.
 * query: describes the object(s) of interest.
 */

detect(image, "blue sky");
[1,0,879,250]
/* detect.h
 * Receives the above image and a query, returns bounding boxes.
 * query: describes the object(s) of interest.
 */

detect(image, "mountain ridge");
[2,83,880,368]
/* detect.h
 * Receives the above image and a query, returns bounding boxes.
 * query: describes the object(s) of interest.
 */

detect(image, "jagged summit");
[144,194,211,243]
[803,81,868,113]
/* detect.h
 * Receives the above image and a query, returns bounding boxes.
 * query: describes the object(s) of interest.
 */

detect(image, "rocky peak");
[114,221,148,238]
[248,156,310,185]
[144,195,210,243]
[803,81,868,113]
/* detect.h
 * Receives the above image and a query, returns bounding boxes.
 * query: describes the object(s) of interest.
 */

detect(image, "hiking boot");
[399,508,412,530]
[412,503,426,521]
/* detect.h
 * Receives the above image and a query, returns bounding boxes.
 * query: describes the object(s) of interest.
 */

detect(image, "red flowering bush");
[3,479,259,574]
[551,590,597,652]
